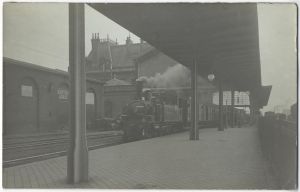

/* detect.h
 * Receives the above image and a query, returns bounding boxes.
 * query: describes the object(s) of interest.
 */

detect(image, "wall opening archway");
[57,83,69,131]
[8,77,39,134]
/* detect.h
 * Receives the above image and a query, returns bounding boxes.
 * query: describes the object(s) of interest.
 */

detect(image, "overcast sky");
[3,3,297,112]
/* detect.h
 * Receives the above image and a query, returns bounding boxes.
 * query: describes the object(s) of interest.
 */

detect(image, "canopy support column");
[190,59,199,140]
[231,89,235,127]
[249,93,255,125]
[218,82,224,131]
[224,105,228,129]
[67,3,89,184]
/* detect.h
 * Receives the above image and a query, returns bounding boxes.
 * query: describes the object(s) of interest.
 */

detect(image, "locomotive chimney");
[136,80,144,100]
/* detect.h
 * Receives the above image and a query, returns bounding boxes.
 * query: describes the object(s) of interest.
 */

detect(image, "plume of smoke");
[137,64,191,88]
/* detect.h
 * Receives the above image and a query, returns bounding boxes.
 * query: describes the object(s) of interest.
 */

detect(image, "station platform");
[3,127,277,189]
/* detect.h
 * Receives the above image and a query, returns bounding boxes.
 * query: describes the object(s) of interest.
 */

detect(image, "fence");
[258,116,297,189]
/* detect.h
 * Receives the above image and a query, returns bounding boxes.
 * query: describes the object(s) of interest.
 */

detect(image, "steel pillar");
[67,3,89,183]
[231,89,235,127]
[218,82,224,131]
[190,60,199,140]
[224,105,228,129]
[249,93,255,125]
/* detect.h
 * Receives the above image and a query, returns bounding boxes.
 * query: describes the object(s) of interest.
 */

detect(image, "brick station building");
[3,57,105,135]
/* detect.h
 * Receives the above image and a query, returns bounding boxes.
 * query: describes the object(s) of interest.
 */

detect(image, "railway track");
[3,125,191,168]
[3,131,124,168]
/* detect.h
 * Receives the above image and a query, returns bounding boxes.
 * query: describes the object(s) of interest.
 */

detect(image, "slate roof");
[110,43,152,68]
[3,57,105,84]
[86,39,152,69]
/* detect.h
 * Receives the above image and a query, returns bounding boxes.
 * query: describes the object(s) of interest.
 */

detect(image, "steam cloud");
[138,64,191,88]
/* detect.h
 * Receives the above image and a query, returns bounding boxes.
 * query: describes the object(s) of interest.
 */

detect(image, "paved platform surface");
[2,127,277,189]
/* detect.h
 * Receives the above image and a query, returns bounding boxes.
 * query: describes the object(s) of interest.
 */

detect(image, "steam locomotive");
[120,88,189,141]
[119,86,221,141]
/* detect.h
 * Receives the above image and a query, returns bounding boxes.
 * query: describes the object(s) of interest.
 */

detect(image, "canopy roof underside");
[89,3,270,107]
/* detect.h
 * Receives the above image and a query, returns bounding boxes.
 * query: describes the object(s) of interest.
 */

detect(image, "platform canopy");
[89,3,270,107]
[253,85,272,108]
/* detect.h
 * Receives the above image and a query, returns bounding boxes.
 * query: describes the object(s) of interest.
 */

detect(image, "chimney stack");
[91,33,100,50]
[126,35,133,45]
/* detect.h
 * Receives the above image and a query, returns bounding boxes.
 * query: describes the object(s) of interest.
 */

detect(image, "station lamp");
[208,74,215,82]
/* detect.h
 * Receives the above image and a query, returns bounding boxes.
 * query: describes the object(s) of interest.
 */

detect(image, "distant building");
[86,34,152,82]
[85,34,214,86]
[3,57,105,135]
[273,105,290,115]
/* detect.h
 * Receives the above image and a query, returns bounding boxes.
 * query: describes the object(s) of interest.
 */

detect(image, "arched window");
[86,90,95,105]
[17,77,39,133]
[105,100,113,118]
[86,89,97,130]
[56,83,69,130]
[20,77,37,98]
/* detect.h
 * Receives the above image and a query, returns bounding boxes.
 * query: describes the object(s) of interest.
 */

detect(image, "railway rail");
[3,131,123,168]
[4,125,192,168]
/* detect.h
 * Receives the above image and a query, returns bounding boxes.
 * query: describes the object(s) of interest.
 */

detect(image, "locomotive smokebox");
[136,79,144,100]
